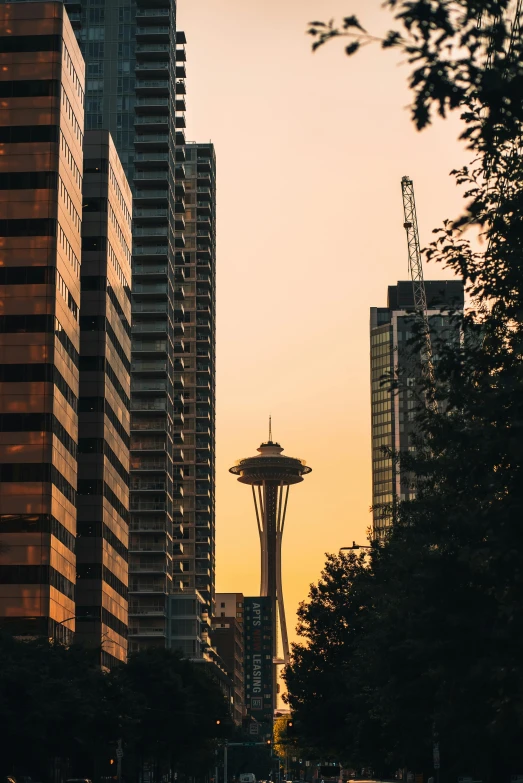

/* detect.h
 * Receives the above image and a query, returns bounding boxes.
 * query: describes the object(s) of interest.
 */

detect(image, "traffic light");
[266,739,272,746]
[287,719,295,737]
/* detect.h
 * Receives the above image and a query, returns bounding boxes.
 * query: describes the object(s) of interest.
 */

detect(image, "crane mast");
[401,175,438,412]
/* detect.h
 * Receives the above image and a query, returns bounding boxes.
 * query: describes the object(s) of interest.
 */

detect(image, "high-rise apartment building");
[61,0,191,649]
[172,142,216,613]
[213,592,245,726]
[76,130,132,667]
[370,280,464,537]
[0,1,84,643]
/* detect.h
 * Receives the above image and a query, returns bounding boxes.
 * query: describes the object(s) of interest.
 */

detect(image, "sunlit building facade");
[370,280,464,537]
[0,2,84,643]
[76,130,132,667]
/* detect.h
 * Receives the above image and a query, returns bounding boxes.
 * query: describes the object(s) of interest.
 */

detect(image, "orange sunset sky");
[178,0,467,647]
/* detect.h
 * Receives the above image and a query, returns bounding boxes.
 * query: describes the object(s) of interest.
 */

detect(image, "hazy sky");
[178,0,466,646]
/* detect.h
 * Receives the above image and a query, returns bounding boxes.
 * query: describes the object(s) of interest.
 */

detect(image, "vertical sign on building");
[244,597,273,736]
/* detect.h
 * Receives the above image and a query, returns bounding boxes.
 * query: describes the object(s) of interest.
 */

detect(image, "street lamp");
[339,541,373,551]
[53,613,97,643]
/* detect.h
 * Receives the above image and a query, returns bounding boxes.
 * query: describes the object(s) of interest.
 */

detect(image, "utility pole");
[116,739,123,783]
[223,742,228,783]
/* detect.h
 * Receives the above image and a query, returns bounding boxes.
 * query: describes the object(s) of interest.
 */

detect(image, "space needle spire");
[230,429,312,701]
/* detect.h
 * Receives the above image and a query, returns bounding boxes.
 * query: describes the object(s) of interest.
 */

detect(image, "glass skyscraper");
[370,280,464,538]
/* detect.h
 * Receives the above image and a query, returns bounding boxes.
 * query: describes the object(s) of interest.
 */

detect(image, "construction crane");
[401,175,438,413]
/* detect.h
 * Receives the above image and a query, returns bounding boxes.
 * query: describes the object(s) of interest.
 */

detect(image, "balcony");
[129,581,168,594]
[131,481,167,492]
[128,605,166,616]
[130,400,167,412]
[175,79,186,95]
[134,190,169,204]
[129,519,169,532]
[135,96,170,112]
[128,627,166,636]
[131,378,169,392]
[134,170,169,186]
[131,359,168,373]
[134,134,170,150]
[134,207,169,219]
[136,8,170,19]
[132,320,169,335]
[135,62,169,80]
[134,117,169,132]
[131,419,168,434]
[135,79,170,95]
[132,303,168,315]
[133,245,169,259]
[173,524,184,539]
[129,542,170,553]
[135,42,170,58]
[129,562,168,573]
[130,438,167,451]
[136,26,170,41]
[131,462,169,475]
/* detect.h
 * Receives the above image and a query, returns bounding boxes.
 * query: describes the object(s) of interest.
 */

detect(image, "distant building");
[213,592,245,726]
[244,597,273,736]
[167,591,209,659]
[168,591,234,715]
[216,591,244,625]
[370,280,464,537]
[75,130,132,668]
[0,2,84,643]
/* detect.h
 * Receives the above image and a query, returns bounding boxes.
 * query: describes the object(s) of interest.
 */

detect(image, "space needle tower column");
[230,422,312,697]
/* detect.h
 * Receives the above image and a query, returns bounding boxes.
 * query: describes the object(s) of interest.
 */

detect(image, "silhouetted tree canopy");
[285,2,523,781]
[0,637,231,783]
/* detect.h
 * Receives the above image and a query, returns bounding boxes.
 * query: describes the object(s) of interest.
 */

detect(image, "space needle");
[229,420,312,696]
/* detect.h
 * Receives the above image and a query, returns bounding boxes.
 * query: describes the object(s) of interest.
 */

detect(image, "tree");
[111,648,232,783]
[0,634,117,781]
[285,7,523,776]
[0,636,233,783]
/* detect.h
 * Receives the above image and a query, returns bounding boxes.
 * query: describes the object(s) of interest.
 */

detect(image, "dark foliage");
[285,2,523,781]
[0,636,231,783]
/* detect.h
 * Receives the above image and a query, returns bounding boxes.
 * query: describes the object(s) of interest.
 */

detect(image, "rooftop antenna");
[269,415,272,443]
